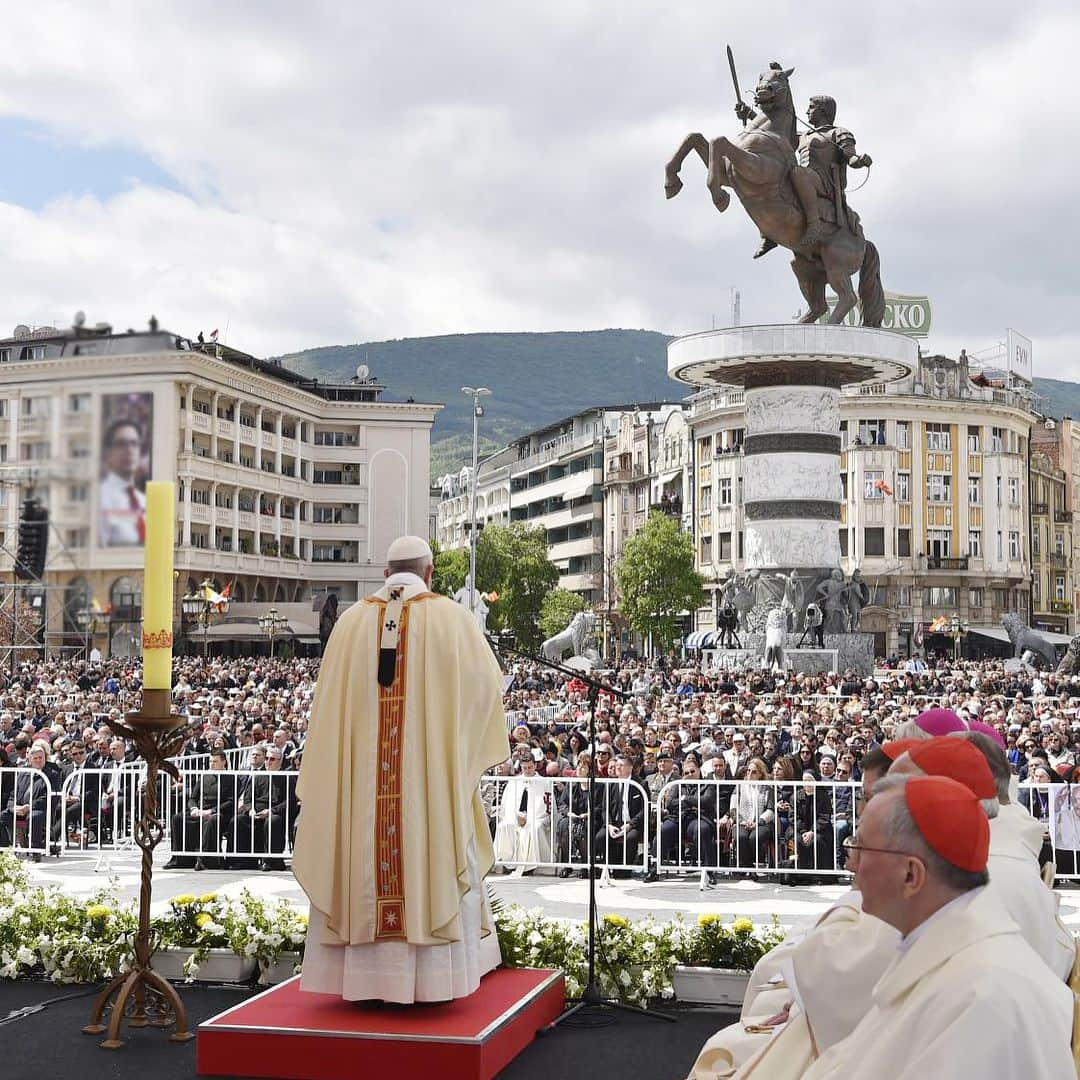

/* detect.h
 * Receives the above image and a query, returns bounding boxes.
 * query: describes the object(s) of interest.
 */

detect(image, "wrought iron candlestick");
[83,687,194,1049]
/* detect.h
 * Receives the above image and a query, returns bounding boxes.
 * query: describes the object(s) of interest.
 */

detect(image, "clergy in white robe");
[687,747,902,1080]
[687,893,899,1079]
[293,536,510,1003]
[493,755,553,872]
[804,775,1074,1080]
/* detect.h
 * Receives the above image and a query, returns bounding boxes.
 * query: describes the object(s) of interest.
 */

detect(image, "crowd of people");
[4,651,1080,878]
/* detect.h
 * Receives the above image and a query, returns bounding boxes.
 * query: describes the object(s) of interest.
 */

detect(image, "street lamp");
[949,612,967,663]
[461,386,492,615]
[75,606,104,663]
[181,580,230,658]
[258,606,289,657]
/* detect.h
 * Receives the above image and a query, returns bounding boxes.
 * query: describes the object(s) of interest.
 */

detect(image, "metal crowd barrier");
[484,775,651,873]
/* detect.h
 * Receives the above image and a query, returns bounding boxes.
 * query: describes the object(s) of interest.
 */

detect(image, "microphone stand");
[488,634,675,1028]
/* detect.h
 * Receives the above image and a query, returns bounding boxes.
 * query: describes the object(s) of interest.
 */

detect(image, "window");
[840,472,848,501]
[898,528,911,557]
[718,532,732,561]
[699,535,712,563]
[996,531,1003,560]
[928,529,951,558]
[968,530,981,558]
[1008,477,1019,505]
[1034,578,1042,602]
[1056,532,1066,556]
[313,544,348,562]
[927,587,958,607]
[737,531,744,560]
[968,477,981,504]
[22,397,50,418]
[215,491,233,509]
[896,422,910,450]
[719,477,732,506]
[69,439,89,459]
[995,476,1002,506]
[967,426,981,453]
[68,393,91,414]
[864,527,885,556]
[0,399,7,418]
[21,442,50,461]
[313,430,357,447]
[0,445,6,463]
[1009,531,1021,560]
[926,423,951,451]
[699,486,712,513]
[191,488,210,506]
[839,420,849,448]
[636,488,647,512]
[839,529,849,557]
[191,532,208,550]
[897,585,912,607]
[927,474,952,503]
[67,484,88,503]
[897,472,910,502]
[969,588,984,609]
[864,471,884,499]
[990,427,1004,452]
[314,506,343,524]
[857,419,886,445]
[1034,527,1042,556]
[219,449,233,464]
[993,588,1008,610]
[1057,577,1067,602]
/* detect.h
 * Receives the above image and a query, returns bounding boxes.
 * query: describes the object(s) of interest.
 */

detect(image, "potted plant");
[230,892,308,985]
[151,893,257,983]
[672,915,785,1006]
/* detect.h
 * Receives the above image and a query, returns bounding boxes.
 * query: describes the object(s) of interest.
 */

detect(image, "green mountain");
[275,329,1079,479]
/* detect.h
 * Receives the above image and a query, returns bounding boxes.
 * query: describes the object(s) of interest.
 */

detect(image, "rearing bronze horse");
[665,63,884,327]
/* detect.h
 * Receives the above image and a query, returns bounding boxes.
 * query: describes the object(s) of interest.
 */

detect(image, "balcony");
[1052,600,1074,615]
[1056,510,1074,523]
[605,464,645,484]
[1051,552,1070,569]
[925,556,969,571]
[1032,502,1049,516]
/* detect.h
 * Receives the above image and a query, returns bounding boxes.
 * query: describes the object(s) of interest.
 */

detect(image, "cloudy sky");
[0,2,1077,379]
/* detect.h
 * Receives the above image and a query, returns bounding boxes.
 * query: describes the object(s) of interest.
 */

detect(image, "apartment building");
[0,322,438,657]
[689,351,1036,657]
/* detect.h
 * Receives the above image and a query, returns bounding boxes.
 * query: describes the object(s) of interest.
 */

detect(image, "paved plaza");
[22,854,1080,930]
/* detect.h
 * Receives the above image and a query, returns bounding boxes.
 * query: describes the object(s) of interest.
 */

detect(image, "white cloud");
[0,1,1077,380]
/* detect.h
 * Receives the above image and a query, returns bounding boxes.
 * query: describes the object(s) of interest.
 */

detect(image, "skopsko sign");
[823,292,932,338]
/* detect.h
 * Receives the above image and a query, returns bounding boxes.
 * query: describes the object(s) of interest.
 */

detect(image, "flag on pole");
[873,479,894,496]
[209,328,219,342]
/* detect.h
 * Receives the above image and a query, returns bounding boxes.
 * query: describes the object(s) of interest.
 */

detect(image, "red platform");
[196,968,564,1080]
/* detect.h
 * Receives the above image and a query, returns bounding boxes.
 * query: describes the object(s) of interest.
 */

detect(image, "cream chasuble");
[293,573,509,1002]
[688,893,899,1080]
[803,889,1074,1080]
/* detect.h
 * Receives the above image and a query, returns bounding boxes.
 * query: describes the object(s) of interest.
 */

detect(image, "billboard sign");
[1006,329,1033,384]
[99,392,153,547]
[823,291,932,337]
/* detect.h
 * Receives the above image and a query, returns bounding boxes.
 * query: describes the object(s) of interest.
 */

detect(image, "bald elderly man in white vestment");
[294,536,509,1004]
[803,774,1073,1080]
[687,748,900,1080]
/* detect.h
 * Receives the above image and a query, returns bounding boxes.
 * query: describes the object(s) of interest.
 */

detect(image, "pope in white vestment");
[803,887,1074,1080]
[493,759,552,872]
[293,538,510,1003]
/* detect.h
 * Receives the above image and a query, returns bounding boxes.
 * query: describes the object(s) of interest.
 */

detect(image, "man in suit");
[595,753,645,875]
[2,742,51,860]
[234,746,296,870]
[166,749,236,870]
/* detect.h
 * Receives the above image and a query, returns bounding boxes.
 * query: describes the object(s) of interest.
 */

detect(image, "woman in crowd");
[730,757,775,870]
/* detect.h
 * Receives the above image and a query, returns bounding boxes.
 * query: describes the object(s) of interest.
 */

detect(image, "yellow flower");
[195,913,213,929]
[602,914,629,929]
[697,913,721,927]
[86,904,111,920]
[199,893,218,904]
[171,895,196,906]
[732,917,754,933]
[297,914,309,926]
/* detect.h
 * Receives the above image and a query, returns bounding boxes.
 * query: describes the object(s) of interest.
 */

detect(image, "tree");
[539,589,587,641]
[615,511,703,653]
[481,523,559,649]
[431,540,468,597]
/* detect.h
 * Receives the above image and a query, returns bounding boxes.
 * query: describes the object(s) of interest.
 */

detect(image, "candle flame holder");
[83,688,195,1049]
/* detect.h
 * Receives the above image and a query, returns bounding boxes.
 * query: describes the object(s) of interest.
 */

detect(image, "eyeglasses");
[842,836,920,863]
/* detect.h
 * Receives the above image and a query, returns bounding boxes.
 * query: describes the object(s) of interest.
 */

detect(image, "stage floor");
[197,969,564,1080]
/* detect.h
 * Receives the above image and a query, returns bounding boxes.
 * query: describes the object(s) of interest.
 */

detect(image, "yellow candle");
[142,481,175,690]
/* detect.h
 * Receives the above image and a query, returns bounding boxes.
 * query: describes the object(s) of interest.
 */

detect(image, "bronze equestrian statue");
[665,58,884,327]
